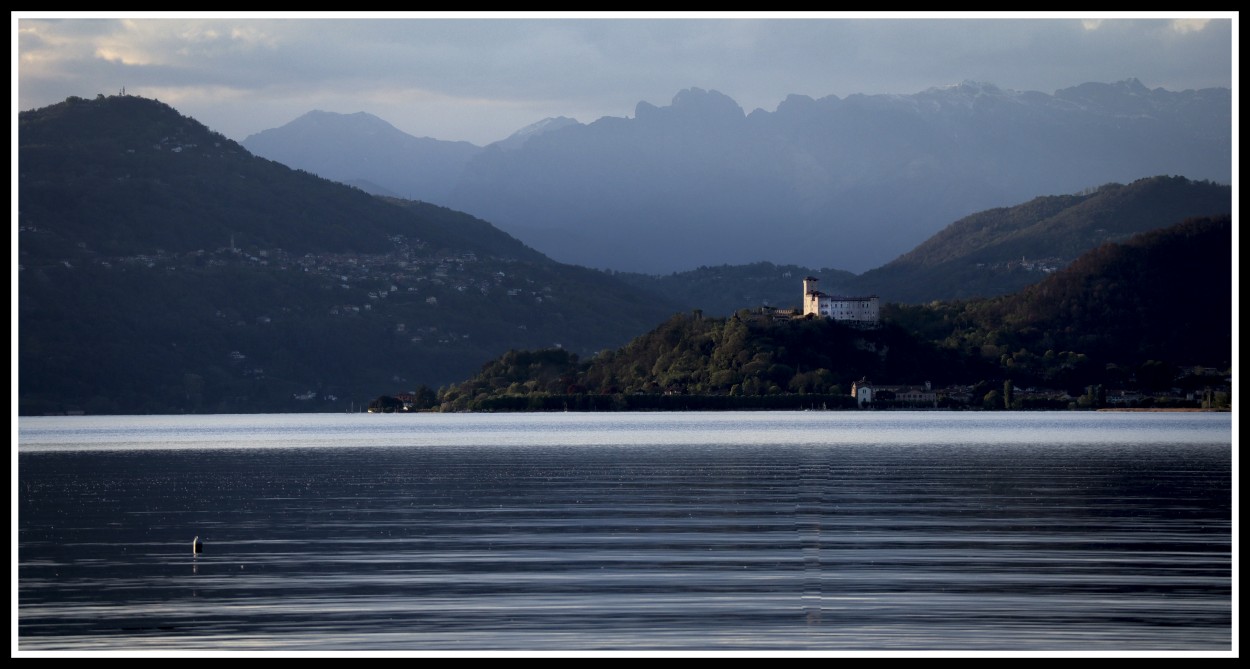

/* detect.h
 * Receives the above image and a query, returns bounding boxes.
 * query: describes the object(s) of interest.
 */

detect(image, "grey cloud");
[16,15,1232,145]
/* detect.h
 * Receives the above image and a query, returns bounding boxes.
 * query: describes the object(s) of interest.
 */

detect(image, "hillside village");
[20,229,572,349]
[19,225,626,412]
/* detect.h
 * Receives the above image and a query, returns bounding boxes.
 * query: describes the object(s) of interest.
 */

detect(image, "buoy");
[192,536,203,554]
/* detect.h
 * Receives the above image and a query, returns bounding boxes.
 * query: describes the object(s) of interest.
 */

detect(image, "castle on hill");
[802,277,879,327]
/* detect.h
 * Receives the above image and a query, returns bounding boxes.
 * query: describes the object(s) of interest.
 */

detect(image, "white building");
[803,277,879,326]
[851,379,874,407]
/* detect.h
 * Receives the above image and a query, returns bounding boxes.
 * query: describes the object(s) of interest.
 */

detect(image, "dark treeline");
[888,215,1233,380]
[431,313,976,413]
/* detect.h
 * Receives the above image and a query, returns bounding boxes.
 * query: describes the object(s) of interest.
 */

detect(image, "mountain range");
[613,175,1230,313]
[243,79,1231,274]
[17,93,1233,414]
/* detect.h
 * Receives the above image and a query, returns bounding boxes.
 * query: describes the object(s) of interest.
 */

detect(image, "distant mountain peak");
[491,116,582,150]
[945,80,1003,93]
[241,108,484,202]
[251,109,403,141]
[634,99,660,119]
[921,80,1011,100]
[629,87,746,126]
[670,87,745,118]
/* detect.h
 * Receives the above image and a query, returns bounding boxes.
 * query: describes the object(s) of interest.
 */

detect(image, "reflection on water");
[18,412,1232,651]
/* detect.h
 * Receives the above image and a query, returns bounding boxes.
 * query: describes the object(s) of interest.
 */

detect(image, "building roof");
[810,292,879,301]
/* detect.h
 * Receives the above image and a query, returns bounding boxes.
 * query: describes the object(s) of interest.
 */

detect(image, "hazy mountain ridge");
[490,116,583,151]
[609,176,1231,311]
[242,110,483,203]
[612,262,858,317]
[241,111,585,200]
[244,80,1230,274]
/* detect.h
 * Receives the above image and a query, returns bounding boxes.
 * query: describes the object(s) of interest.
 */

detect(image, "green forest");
[418,216,1232,413]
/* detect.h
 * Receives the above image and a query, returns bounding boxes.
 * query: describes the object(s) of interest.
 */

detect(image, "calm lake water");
[17,411,1233,652]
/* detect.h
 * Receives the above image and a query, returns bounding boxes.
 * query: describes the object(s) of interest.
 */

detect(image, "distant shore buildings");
[851,379,939,408]
[802,277,880,327]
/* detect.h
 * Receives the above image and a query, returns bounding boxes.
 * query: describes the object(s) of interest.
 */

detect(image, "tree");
[1080,384,1106,409]
[368,395,403,413]
[412,385,438,411]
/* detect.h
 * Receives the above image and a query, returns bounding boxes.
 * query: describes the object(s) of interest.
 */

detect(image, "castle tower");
[803,277,821,316]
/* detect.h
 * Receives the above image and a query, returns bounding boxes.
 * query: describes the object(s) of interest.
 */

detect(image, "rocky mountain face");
[245,80,1231,275]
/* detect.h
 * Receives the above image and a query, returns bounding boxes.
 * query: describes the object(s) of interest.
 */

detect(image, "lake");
[16,411,1233,653]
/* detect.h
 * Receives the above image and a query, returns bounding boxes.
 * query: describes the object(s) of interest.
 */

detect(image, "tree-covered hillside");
[851,176,1231,303]
[18,94,538,261]
[430,216,1233,412]
[436,312,980,412]
[891,215,1233,376]
[17,95,678,415]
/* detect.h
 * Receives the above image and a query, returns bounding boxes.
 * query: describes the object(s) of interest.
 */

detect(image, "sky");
[12,12,1238,147]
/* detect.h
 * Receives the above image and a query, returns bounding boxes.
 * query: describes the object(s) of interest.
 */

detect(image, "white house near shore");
[802,277,880,326]
[851,379,875,407]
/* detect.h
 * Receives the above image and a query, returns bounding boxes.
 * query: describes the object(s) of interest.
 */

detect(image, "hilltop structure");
[802,277,880,327]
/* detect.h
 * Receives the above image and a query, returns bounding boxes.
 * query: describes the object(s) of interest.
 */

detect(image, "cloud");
[15,15,1234,145]
[1170,19,1210,34]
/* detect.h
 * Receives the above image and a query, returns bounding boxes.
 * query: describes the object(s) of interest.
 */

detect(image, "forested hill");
[927,215,1232,369]
[432,216,1232,412]
[434,312,974,412]
[18,94,543,262]
[883,215,1233,392]
[850,176,1231,303]
[18,95,678,415]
